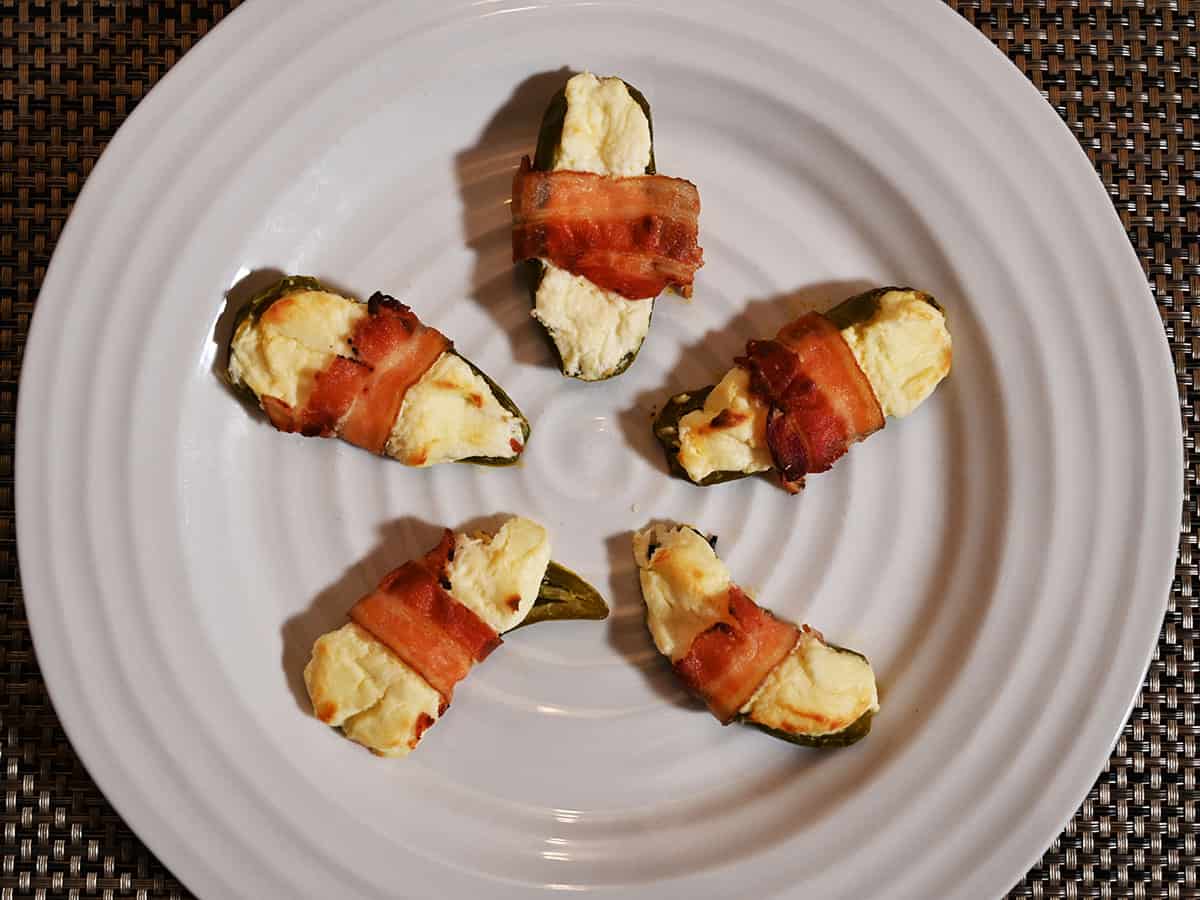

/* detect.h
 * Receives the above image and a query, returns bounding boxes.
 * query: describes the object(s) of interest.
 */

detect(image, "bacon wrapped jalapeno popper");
[654,287,952,492]
[227,276,530,467]
[633,523,878,747]
[305,516,608,757]
[513,72,704,381]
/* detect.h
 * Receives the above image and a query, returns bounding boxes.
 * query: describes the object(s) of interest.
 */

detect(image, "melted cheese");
[553,72,652,177]
[632,524,732,662]
[741,630,878,738]
[445,516,552,633]
[676,367,773,483]
[303,623,443,758]
[228,290,366,409]
[839,289,952,418]
[535,72,653,381]
[533,266,653,380]
[385,353,524,466]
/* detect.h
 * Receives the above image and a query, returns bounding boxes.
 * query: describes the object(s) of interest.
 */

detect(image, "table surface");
[1,1,1196,897]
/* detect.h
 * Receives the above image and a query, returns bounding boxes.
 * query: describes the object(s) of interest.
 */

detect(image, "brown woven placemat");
[1,1,1195,897]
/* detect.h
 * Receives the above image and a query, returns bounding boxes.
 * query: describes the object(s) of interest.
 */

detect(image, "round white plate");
[16,1,1182,897]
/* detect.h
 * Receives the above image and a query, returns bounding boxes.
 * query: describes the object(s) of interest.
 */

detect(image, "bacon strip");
[511,156,703,300]
[737,313,884,493]
[420,529,456,580]
[674,586,800,724]
[257,293,449,454]
[338,294,451,454]
[300,356,372,436]
[349,529,501,700]
[259,356,370,437]
[776,316,884,438]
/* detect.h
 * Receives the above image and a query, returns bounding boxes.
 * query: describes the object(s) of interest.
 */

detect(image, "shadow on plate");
[603,527,700,709]
[453,68,574,371]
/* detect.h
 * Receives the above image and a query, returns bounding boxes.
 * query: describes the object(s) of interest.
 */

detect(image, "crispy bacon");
[411,713,437,746]
[420,528,456,582]
[260,396,297,433]
[776,316,884,437]
[674,586,799,724]
[349,530,501,700]
[737,313,883,492]
[300,357,372,437]
[511,156,703,300]
[257,356,371,437]
[337,293,451,454]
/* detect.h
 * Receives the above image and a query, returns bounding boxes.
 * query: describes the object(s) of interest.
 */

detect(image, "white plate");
[16,1,1182,897]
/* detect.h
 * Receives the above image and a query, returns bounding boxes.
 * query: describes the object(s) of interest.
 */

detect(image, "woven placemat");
[1,2,1195,897]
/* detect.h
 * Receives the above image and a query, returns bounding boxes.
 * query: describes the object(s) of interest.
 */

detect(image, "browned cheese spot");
[259,298,295,325]
[706,408,748,431]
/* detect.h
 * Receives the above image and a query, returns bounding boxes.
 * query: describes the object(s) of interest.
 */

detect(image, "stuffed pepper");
[512,72,704,381]
[654,287,952,492]
[633,523,877,747]
[228,275,529,466]
[305,515,607,757]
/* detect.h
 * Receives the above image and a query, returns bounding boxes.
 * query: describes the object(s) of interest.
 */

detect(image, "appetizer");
[228,275,529,466]
[654,287,952,492]
[304,516,607,757]
[512,71,704,381]
[633,523,878,747]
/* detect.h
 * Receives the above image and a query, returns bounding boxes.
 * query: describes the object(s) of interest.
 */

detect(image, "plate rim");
[15,1,1184,897]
